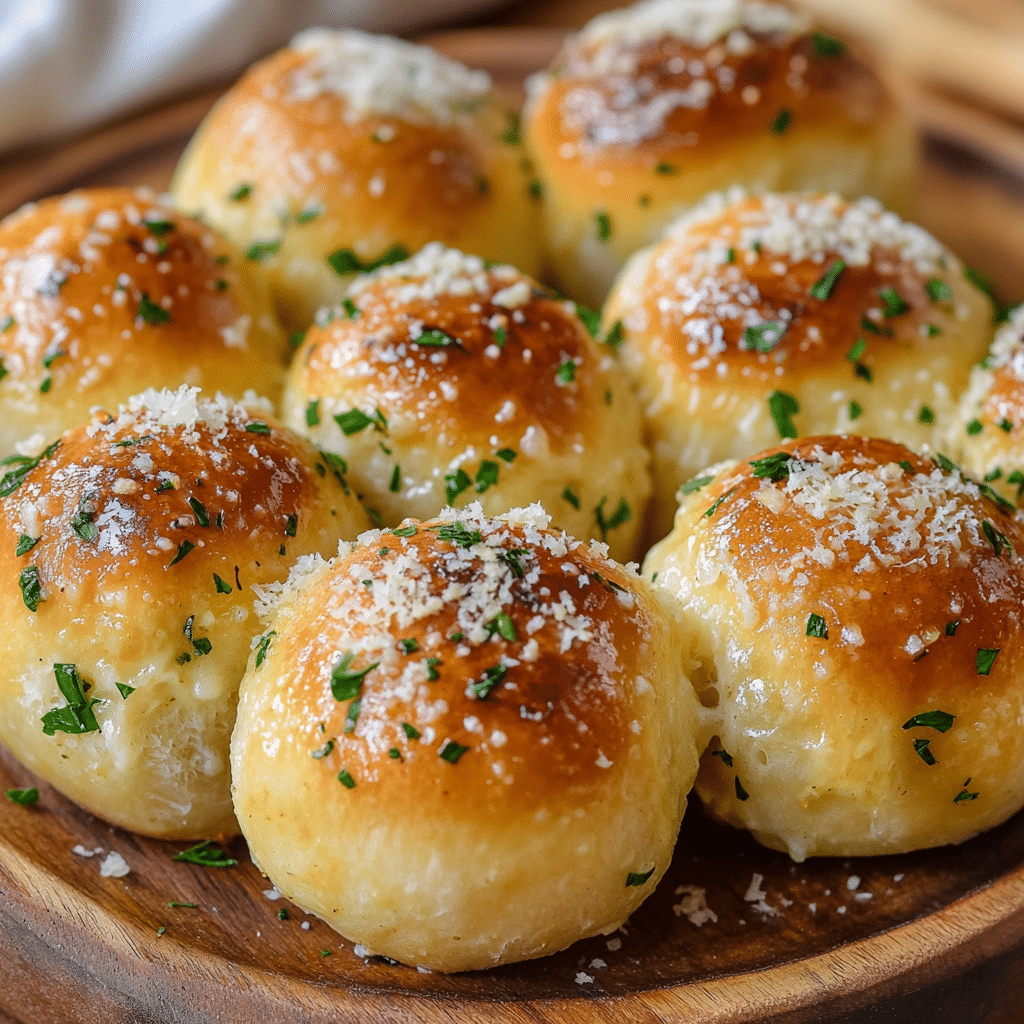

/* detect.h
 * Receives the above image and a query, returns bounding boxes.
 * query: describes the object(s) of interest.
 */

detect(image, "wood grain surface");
[1,26,1024,1024]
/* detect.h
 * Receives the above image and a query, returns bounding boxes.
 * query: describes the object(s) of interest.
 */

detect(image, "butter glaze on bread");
[231,503,701,971]
[604,191,993,540]
[0,188,286,456]
[172,30,542,329]
[0,387,367,839]
[524,0,917,305]
[281,244,651,562]
[645,435,1024,861]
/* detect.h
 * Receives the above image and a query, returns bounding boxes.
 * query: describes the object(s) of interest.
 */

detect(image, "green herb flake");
[768,390,800,439]
[556,360,576,386]
[16,534,39,556]
[488,612,517,642]
[913,738,937,766]
[680,474,715,495]
[245,421,270,435]
[926,324,941,337]
[311,739,335,760]
[771,108,792,134]
[899,460,914,473]
[499,547,529,578]
[999,418,1014,433]
[918,405,935,425]
[501,111,522,145]
[277,908,289,920]
[115,682,135,700]
[805,613,828,639]
[186,496,209,527]
[166,539,195,568]
[335,409,374,435]
[743,320,787,352]
[879,286,910,318]
[388,747,401,759]
[391,524,417,538]
[926,278,953,304]
[966,418,984,436]
[1,315,13,332]
[434,521,481,548]
[655,162,677,175]
[495,448,516,464]
[439,738,470,763]
[213,573,232,595]
[847,338,867,362]
[399,638,419,655]
[5,787,39,806]
[710,748,733,767]
[574,304,601,338]
[327,244,409,277]
[173,839,238,868]
[229,183,252,201]
[562,486,581,510]
[41,348,65,369]
[344,697,361,734]
[19,565,42,611]
[414,328,457,348]
[704,487,737,518]
[945,620,960,636]
[445,469,472,505]
[138,292,171,326]
[954,785,979,803]
[0,440,59,497]
[284,513,298,538]
[41,663,101,736]
[245,240,281,262]
[254,630,276,668]
[604,319,625,349]
[808,259,846,300]
[812,31,846,57]
[626,868,655,887]
[595,211,612,241]
[977,648,1000,675]
[39,376,52,394]
[593,495,632,541]
[425,657,441,681]
[849,400,863,420]
[402,722,421,740]
[982,519,1013,558]
[902,710,956,732]
[337,769,356,789]
[985,468,1003,482]
[735,776,750,801]
[963,266,1010,322]
[330,652,379,702]
[749,451,793,481]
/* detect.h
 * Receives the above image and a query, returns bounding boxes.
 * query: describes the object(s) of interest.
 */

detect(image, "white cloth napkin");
[0,0,505,155]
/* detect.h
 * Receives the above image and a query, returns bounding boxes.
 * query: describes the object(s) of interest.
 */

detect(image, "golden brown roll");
[950,304,1024,506]
[280,243,650,562]
[171,29,543,330]
[231,504,701,972]
[524,0,918,306]
[604,190,993,540]
[0,188,286,457]
[645,435,1024,861]
[0,387,367,839]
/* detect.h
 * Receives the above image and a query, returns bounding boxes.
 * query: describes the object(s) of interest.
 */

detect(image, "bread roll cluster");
[0,2,1020,978]
[524,0,917,305]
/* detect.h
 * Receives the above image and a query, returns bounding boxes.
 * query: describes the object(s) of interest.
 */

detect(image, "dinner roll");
[231,503,701,972]
[0,386,367,839]
[523,0,918,305]
[950,305,1024,506]
[0,188,286,457]
[605,190,993,540]
[280,244,650,562]
[172,29,542,330]
[645,435,1024,861]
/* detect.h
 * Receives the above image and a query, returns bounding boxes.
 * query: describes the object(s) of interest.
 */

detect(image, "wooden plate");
[2,28,1024,1024]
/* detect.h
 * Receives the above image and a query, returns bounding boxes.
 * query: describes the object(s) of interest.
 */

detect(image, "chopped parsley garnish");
[229,183,252,201]
[954,784,979,803]
[326,243,409,277]
[16,534,39,556]
[304,399,321,427]
[625,868,655,887]
[41,663,102,736]
[388,464,401,493]
[493,325,507,348]
[1,315,13,332]
[213,573,232,595]
[918,405,935,425]
[471,664,507,700]
[402,722,421,740]
[574,304,601,338]
[388,747,401,759]
[771,108,792,134]
[899,460,914,473]
[982,520,1013,557]
[750,451,793,481]
[340,297,360,321]
[977,648,1000,675]
[254,630,275,668]
[295,204,321,224]
[556,360,576,384]
[338,769,356,789]
[501,111,522,145]
[999,418,1014,433]
[849,400,863,420]
[926,324,941,337]
[399,638,419,654]
[138,292,171,326]
[985,468,1002,481]
[495,448,516,463]
[595,211,612,241]
[173,840,238,868]
[0,440,59,496]
[710,748,733,767]
[925,278,953,304]
[439,739,469,763]
[475,460,499,493]
[188,496,210,527]
[680,474,715,495]
[655,162,677,175]
[330,652,378,702]
[71,494,99,541]
[155,479,174,494]
[913,738,937,765]
[344,698,361,733]
[878,286,910,318]
[805,613,828,639]
[932,452,957,474]
[115,682,135,699]
[809,260,845,300]
[283,513,298,538]
[604,320,624,348]
[450,632,463,641]
[434,521,481,547]
[166,539,195,568]
[743,320,786,352]
[562,486,581,510]
[812,31,846,57]
[425,657,441,681]
[19,565,42,611]
[42,347,65,369]
[735,776,750,801]
[704,488,737,518]
[966,418,983,436]
[847,338,867,362]
[167,902,198,909]
[767,390,799,439]
[244,421,270,435]
[528,179,543,199]
[414,328,457,348]
[245,240,281,262]
[860,316,889,336]
[902,710,955,732]
[445,468,472,504]
[593,495,631,541]
[39,377,52,394]
[335,407,386,436]
[487,613,517,642]
[964,266,1010,322]
[5,788,38,806]
[392,524,417,537]
[499,547,529,577]
[288,331,304,350]
[946,620,960,636]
